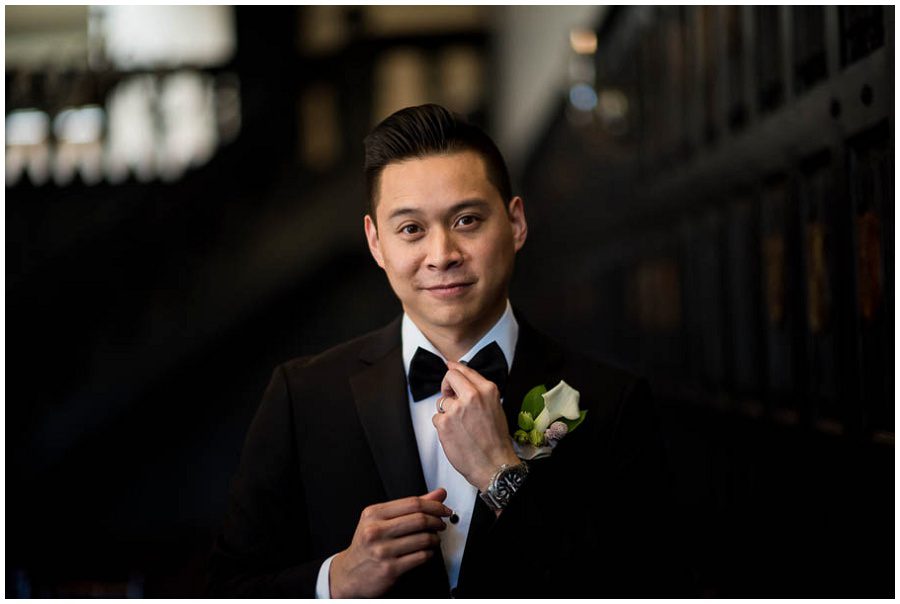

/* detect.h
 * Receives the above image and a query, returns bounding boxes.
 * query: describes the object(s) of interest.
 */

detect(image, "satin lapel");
[456,312,564,592]
[349,319,450,595]
[349,323,428,502]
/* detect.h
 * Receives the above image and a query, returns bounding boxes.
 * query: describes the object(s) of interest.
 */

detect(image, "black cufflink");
[449,513,459,524]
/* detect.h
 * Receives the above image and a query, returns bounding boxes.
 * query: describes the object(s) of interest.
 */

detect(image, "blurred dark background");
[5,6,894,597]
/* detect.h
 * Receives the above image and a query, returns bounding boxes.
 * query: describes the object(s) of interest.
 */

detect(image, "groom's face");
[364,150,527,339]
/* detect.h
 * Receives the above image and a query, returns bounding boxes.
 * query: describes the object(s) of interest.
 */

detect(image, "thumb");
[421,487,448,503]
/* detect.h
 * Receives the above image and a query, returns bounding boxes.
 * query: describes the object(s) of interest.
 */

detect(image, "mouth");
[423,282,474,298]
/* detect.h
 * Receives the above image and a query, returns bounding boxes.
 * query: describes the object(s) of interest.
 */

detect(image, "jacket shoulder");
[524,318,642,400]
[564,345,642,395]
[278,317,401,378]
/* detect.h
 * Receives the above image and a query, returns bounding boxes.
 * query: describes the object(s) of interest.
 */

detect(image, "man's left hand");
[432,361,520,492]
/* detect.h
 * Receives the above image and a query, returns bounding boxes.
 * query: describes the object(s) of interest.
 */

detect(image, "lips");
[426,282,472,290]
[423,282,474,298]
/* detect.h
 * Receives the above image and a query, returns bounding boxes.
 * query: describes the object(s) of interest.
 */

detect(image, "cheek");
[481,240,515,278]
[480,239,510,266]
[383,249,421,282]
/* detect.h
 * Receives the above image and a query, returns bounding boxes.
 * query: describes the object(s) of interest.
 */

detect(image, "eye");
[399,224,422,236]
[455,214,481,228]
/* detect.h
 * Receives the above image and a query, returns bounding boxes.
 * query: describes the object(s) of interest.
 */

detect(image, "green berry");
[518,411,534,431]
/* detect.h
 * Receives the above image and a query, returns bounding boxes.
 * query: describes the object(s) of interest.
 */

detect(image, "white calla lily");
[532,380,581,433]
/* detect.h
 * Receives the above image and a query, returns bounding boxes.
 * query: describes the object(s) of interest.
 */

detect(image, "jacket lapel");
[456,311,564,591]
[349,318,427,501]
[349,318,450,595]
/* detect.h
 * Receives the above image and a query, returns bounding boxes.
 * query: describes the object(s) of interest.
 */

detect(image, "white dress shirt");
[315,301,518,597]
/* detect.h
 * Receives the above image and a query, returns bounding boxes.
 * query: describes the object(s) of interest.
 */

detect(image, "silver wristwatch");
[479,461,529,511]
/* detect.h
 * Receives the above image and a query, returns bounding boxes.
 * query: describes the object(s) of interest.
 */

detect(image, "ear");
[364,214,385,268]
[507,196,528,252]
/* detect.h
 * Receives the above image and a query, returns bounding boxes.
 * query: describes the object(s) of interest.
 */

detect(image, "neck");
[425,330,480,363]
[413,303,507,361]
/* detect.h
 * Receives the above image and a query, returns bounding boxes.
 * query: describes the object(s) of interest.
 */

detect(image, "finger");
[381,531,441,558]
[446,361,499,395]
[368,494,452,521]
[392,548,434,576]
[446,360,484,381]
[440,368,478,401]
[381,509,448,538]
[421,487,447,503]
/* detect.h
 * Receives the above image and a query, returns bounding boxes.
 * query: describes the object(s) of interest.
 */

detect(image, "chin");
[438,303,501,331]
[426,309,471,329]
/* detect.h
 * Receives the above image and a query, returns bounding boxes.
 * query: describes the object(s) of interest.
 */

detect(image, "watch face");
[492,464,528,505]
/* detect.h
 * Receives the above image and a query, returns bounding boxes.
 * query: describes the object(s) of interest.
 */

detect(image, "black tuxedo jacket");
[209,314,687,597]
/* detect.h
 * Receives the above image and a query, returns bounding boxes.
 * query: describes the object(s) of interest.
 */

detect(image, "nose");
[426,228,463,271]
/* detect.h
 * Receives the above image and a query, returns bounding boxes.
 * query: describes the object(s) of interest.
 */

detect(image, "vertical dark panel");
[759,177,805,422]
[681,211,728,393]
[846,123,893,435]
[660,6,687,166]
[723,6,747,130]
[725,196,763,397]
[627,245,684,378]
[755,6,784,113]
[668,6,693,158]
[797,153,841,429]
[638,9,662,171]
[619,25,643,150]
[677,6,694,158]
[793,6,827,94]
[684,7,701,155]
[700,6,721,140]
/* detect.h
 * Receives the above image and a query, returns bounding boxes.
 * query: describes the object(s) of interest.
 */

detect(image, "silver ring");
[437,397,446,414]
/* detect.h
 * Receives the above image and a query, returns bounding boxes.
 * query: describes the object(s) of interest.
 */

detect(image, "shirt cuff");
[315,554,338,598]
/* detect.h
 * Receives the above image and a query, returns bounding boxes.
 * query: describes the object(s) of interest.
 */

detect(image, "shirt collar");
[401,300,518,378]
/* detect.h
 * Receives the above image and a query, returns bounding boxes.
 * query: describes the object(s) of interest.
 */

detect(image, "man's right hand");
[329,488,451,598]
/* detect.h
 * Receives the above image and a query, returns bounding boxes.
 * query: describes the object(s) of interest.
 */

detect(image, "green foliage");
[561,410,587,432]
[521,384,547,418]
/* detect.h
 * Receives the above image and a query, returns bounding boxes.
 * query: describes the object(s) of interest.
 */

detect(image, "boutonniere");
[512,380,586,460]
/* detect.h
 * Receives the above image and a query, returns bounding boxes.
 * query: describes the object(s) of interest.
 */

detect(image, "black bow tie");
[408,341,508,402]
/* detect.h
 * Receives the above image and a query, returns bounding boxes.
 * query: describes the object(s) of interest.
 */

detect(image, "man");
[209,104,684,597]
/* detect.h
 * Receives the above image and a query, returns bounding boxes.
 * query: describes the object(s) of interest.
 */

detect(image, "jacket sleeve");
[208,363,327,597]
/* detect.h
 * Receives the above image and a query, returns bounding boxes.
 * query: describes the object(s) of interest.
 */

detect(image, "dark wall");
[513,5,894,597]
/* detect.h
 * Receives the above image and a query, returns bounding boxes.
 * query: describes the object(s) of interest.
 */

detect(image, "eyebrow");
[387,199,491,222]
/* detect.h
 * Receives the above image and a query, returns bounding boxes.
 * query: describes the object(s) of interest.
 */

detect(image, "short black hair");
[363,104,512,217]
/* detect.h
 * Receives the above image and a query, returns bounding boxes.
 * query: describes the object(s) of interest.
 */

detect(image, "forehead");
[375,151,499,218]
